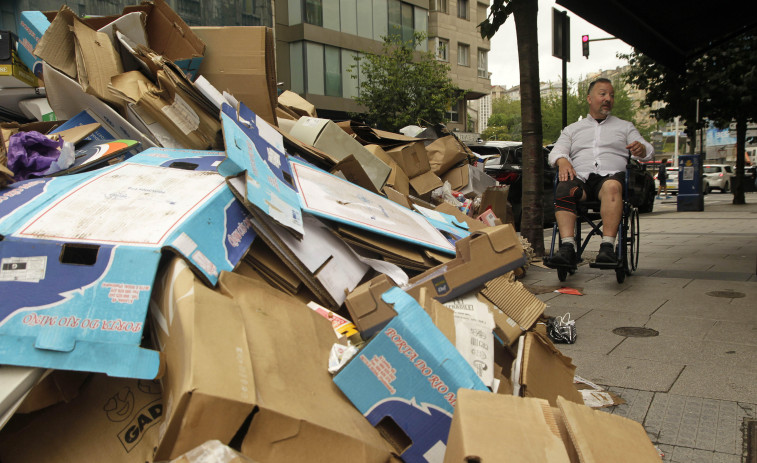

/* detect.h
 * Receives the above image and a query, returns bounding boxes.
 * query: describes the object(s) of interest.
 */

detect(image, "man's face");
[587,82,614,118]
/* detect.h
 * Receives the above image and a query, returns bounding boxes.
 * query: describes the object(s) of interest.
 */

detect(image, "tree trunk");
[512,0,544,255]
[733,116,746,204]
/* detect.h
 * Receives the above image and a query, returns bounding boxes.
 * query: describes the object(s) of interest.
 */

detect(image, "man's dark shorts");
[555,172,625,214]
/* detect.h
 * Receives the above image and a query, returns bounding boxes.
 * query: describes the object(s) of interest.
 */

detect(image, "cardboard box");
[479,274,545,347]
[365,144,410,196]
[517,332,584,406]
[150,257,255,461]
[425,135,469,176]
[109,70,221,150]
[0,374,163,463]
[409,170,444,198]
[385,141,430,178]
[404,225,526,302]
[345,225,526,339]
[169,440,255,463]
[479,186,511,223]
[193,27,277,126]
[216,271,395,463]
[444,389,572,463]
[289,117,391,192]
[17,11,52,77]
[0,149,255,378]
[334,287,488,463]
[278,90,316,118]
[0,31,38,88]
[122,0,206,79]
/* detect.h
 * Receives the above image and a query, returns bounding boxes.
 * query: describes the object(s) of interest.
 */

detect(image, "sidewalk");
[520,193,757,463]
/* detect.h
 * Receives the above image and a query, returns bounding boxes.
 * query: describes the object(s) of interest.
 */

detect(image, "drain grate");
[707,290,746,298]
[745,419,756,463]
[612,327,659,337]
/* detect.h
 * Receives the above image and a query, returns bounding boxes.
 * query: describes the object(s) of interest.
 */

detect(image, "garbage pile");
[0,2,662,462]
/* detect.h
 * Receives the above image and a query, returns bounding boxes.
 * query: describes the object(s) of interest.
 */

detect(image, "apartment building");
[275,0,491,127]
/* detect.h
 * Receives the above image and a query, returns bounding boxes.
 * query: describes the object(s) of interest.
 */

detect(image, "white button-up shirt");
[548,114,654,181]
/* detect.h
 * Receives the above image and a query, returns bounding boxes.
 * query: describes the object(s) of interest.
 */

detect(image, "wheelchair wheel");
[628,207,640,272]
[615,267,626,283]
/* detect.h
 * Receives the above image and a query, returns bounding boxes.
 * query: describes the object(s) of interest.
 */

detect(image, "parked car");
[703,164,735,193]
[470,142,656,229]
[654,167,680,195]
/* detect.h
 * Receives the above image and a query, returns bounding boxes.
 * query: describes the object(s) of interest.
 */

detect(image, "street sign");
[552,8,570,61]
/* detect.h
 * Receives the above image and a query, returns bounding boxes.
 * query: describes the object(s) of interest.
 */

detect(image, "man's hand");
[556,157,576,182]
[626,141,646,158]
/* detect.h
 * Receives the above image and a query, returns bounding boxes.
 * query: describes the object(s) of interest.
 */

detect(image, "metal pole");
[562,58,567,129]
[674,116,679,165]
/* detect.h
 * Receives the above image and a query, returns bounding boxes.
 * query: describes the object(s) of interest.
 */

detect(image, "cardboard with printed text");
[0,374,163,463]
[334,287,488,463]
[0,148,256,379]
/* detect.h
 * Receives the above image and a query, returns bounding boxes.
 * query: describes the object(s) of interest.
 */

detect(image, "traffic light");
[582,35,589,58]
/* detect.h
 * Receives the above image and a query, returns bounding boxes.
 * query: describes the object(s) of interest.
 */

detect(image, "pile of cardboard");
[0,2,661,462]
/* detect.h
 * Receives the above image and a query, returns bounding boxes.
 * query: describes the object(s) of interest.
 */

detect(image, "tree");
[349,32,463,133]
[482,97,522,141]
[480,0,545,256]
[622,33,757,204]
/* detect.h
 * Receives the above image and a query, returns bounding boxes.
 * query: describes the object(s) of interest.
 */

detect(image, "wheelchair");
[543,165,640,284]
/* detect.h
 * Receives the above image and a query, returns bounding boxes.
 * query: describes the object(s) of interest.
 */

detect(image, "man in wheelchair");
[547,78,653,267]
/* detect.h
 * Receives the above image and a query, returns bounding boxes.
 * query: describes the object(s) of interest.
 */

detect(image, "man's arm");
[625,124,654,161]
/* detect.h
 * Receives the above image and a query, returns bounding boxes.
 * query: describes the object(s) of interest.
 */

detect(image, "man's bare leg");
[596,179,623,263]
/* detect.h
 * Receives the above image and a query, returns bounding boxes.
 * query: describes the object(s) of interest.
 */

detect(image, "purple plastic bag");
[7,131,64,181]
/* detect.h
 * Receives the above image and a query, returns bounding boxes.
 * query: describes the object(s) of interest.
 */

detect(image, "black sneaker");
[596,242,618,264]
[551,242,576,266]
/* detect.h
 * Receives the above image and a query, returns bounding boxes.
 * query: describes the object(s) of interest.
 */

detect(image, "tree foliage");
[621,33,757,204]
[349,32,462,132]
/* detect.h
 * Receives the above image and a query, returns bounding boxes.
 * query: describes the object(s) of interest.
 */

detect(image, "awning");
[556,0,757,72]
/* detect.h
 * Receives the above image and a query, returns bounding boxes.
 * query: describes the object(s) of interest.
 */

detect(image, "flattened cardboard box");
[150,257,255,461]
[480,274,545,347]
[0,149,255,379]
[519,332,583,407]
[193,27,277,126]
[335,288,488,463]
[384,141,430,178]
[345,225,525,339]
[217,271,394,463]
[444,389,572,463]
[0,374,163,463]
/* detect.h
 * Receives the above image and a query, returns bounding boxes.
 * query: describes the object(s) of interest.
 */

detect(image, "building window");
[325,45,341,97]
[458,43,469,66]
[430,0,448,13]
[436,38,449,61]
[304,0,323,26]
[447,102,459,122]
[478,49,488,78]
[457,0,468,20]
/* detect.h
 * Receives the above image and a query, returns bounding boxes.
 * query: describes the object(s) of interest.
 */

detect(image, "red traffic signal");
[582,35,589,58]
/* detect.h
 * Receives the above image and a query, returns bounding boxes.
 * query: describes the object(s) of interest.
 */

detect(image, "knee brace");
[555,182,583,214]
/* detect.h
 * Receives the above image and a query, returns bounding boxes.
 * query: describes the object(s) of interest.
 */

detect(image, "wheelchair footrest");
[589,260,622,270]
[543,257,577,272]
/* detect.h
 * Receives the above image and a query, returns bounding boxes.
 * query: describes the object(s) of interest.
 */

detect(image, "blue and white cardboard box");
[0,148,256,379]
[217,102,303,236]
[334,287,487,463]
[17,11,50,77]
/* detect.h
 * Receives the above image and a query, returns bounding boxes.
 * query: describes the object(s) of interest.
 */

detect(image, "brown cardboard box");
[217,271,395,463]
[109,70,222,150]
[385,141,431,178]
[71,16,124,108]
[444,389,572,463]
[519,332,584,406]
[408,169,443,198]
[150,258,256,461]
[278,90,316,118]
[0,374,163,463]
[345,225,526,338]
[404,225,526,302]
[16,370,89,414]
[365,144,410,196]
[425,135,469,176]
[192,27,277,126]
[480,274,545,346]
[480,185,514,225]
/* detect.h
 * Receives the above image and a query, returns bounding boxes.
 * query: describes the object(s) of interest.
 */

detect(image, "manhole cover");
[707,290,746,298]
[745,419,757,463]
[612,327,659,337]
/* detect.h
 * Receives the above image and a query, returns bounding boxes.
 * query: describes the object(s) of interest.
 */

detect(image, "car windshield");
[704,166,721,173]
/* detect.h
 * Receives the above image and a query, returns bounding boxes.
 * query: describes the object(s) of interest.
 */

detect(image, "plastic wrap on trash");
[546,313,577,344]
[327,342,359,374]
[6,131,64,181]
[169,440,255,463]
[43,141,76,176]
